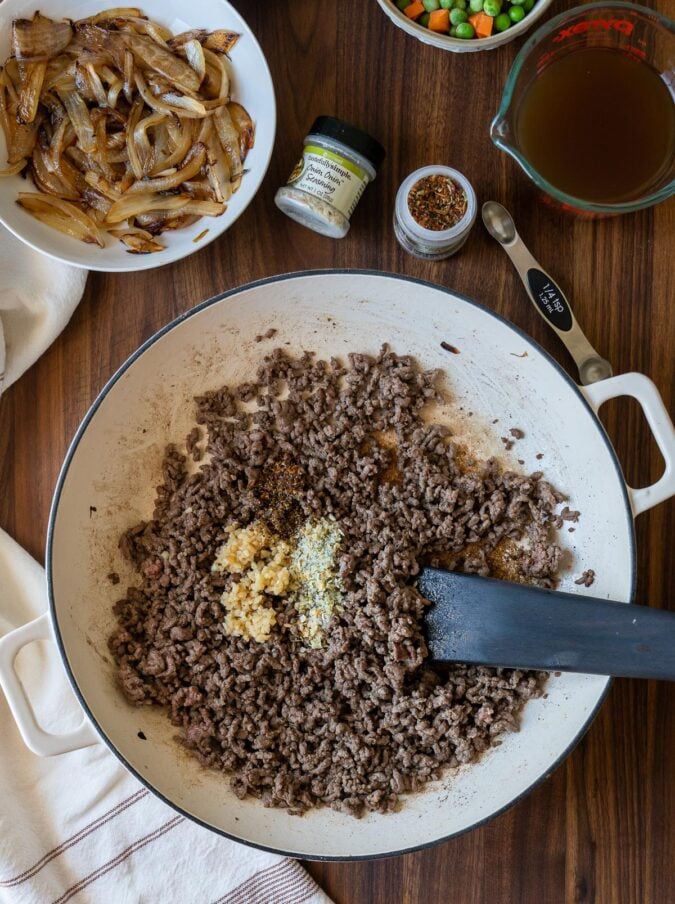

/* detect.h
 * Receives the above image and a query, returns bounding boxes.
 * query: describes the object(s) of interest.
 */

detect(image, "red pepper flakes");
[407,175,467,231]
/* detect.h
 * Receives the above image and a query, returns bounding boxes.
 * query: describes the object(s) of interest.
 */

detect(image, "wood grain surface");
[1,2,673,902]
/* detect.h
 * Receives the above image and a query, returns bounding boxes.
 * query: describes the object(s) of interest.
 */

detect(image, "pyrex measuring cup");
[491,2,675,216]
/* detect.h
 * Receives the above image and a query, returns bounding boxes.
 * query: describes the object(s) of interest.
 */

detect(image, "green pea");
[509,4,525,21]
[395,0,412,8]
[494,11,511,29]
[419,11,431,25]
[450,24,459,35]
[454,0,468,8]
[469,0,484,12]
[509,0,525,4]
[455,21,475,37]
[440,0,453,7]
[450,8,468,24]
[522,0,535,10]
[483,0,501,15]
[422,0,440,10]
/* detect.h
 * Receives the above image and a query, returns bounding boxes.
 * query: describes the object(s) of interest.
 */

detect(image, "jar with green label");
[275,116,385,238]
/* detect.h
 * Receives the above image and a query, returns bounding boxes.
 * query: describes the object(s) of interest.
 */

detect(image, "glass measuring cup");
[491,2,675,216]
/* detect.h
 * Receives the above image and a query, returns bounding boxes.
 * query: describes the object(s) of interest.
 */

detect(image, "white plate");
[0,0,276,271]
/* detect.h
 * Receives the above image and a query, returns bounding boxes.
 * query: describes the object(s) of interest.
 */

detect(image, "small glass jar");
[394,165,477,260]
[275,116,385,239]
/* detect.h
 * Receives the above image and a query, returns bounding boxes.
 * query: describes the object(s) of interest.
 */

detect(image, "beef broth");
[515,48,675,204]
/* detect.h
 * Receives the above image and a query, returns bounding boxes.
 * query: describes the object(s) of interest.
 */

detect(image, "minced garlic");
[212,522,292,643]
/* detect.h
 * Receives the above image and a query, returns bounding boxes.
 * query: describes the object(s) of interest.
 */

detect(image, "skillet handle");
[581,373,675,517]
[0,612,99,756]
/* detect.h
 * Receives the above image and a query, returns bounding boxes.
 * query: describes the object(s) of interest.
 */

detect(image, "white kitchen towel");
[0,228,331,903]
[0,536,330,904]
[0,226,88,396]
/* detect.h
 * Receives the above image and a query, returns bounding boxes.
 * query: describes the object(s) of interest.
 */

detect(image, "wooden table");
[1,2,673,901]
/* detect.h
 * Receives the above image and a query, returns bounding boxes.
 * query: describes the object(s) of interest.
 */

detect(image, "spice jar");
[394,165,477,260]
[275,116,385,239]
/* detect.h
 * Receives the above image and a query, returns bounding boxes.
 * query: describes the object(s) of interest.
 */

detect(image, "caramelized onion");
[1,8,254,252]
[17,191,104,245]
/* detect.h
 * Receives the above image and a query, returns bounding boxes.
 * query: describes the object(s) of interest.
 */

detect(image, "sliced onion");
[109,226,164,253]
[183,40,206,83]
[169,29,240,56]
[85,63,108,107]
[31,145,80,198]
[202,120,231,204]
[150,119,194,175]
[13,12,73,62]
[84,170,123,200]
[0,158,27,176]
[17,192,104,245]
[105,190,224,225]
[202,47,229,102]
[213,105,242,189]
[159,92,206,117]
[180,178,215,201]
[107,77,124,109]
[55,77,96,153]
[111,17,172,46]
[122,33,201,95]
[7,116,40,164]
[228,102,255,160]
[203,31,240,55]
[76,9,143,26]
[125,96,146,180]
[82,188,113,216]
[134,70,198,119]
[46,115,75,173]
[170,199,224,217]
[0,76,13,147]
[132,110,167,176]
[17,61,47,123]
[74,24,127,71]
[104,190,193,224]
[125,141,205,194]
[123,49,134,103]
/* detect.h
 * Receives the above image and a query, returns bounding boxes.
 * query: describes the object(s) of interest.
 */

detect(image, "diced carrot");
[468,11,493,36]
[403,1,425,19]
[428,8,450,31]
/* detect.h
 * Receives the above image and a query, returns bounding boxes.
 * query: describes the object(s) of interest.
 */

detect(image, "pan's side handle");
[0,612,99,756]
[581,373,675,517]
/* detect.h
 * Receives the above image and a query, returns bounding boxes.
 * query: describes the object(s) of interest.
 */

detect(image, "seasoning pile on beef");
[109,346,568,817]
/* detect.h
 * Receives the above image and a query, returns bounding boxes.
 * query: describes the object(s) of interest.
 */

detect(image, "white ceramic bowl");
[1,271,674,859]
[376,0,555,51]
[0,0,276,271]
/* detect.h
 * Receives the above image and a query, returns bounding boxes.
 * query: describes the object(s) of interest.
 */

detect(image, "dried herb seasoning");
[407,174,468,231]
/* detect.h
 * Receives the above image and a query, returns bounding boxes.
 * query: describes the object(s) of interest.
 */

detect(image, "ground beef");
[574,569,596,587]
[109,347,568,817]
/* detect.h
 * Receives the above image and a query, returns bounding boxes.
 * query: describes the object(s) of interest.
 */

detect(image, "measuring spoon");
[482,201,612,385]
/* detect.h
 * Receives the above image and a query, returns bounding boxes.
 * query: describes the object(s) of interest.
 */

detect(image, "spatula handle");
[423,572,675,680]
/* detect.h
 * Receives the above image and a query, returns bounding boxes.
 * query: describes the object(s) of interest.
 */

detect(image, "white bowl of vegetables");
[376,0,554,50]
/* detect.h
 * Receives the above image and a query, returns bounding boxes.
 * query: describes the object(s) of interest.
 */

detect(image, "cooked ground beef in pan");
[109,346,569,817]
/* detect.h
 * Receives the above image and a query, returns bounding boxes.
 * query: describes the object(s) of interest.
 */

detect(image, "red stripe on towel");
[50,814,183,904]
[0,788,149,887]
